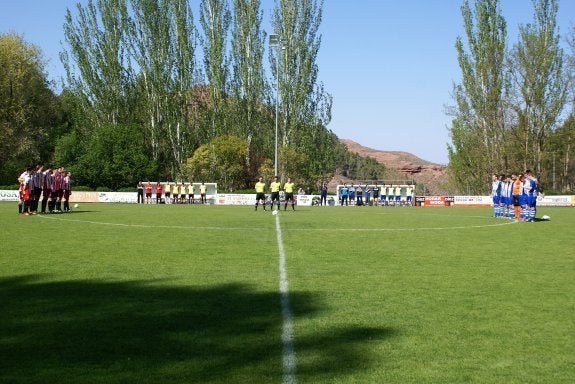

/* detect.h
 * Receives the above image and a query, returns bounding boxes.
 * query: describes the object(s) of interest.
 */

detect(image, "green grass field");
[1,201,574,383]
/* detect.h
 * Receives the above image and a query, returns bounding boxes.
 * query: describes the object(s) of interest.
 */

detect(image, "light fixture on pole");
[269,33,279,177]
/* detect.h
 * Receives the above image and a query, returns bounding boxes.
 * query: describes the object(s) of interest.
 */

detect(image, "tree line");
[449,0,575,194]
[0,0,385,192]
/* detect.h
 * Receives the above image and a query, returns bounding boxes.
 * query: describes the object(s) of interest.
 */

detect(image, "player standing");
[491,174,503,217]
[406,185,414,205]
[270,176,281,211]
[254,177,266,211]
[155,182,163,204]
[188,183,194,204]
[145,181,152,204]
[283,177,296,211]
[372,185,380,206]
[200,182,207,204]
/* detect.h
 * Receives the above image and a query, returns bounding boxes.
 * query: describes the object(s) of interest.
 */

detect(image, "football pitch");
[1,202,574,383]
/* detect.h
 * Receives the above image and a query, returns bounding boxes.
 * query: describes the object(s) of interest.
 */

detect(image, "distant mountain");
[338,139,451,195]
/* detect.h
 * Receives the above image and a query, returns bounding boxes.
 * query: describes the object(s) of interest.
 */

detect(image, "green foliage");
[509,0,567,175]
[0,33,61,183]
[449,0,508,192]
[74,124,157,190]
[183,135,248,191]
[449,0,572,193]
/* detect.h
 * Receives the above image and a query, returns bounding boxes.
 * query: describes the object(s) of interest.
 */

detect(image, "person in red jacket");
[155,182,163,204]
[145,181,153,204]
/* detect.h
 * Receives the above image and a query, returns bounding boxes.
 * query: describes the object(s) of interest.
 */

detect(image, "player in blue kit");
[491,174,503,217]
[524,170,538,222]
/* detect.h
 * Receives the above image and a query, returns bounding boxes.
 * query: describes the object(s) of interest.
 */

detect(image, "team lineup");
[491,170,540,222]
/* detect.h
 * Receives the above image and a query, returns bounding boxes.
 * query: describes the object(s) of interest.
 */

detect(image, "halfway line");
[275,214,297,384]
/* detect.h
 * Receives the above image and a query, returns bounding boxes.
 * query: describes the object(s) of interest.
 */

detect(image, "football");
[541,214,550,221]
[272,210,278,216]
[74,203,79,208]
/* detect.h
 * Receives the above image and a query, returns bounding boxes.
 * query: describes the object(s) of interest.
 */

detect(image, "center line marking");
[275,214,297,384]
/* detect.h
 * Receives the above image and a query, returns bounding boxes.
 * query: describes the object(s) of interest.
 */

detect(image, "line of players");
[17,165,72,215]
[138,182,208,204]
[491,170,539,222]
[254,176,296,211]
[339,184,414,206]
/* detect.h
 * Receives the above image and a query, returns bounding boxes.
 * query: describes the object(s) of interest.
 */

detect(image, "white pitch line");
[275,214,297,384]
[38,212,517,233]
[37,215,257,231]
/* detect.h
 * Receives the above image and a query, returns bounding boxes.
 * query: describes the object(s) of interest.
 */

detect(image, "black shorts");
[256,192,266,201]
[285,192,294,201]
[146,192,152,198]
[271,192,280,201]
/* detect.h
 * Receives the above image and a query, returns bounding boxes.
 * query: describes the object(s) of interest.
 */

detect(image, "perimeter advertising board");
[454,195,493,207]
[536,195,572,207]
[2,190,574,206]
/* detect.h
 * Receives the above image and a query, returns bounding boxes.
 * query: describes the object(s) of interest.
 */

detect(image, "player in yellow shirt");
[172,183,179,204]
[200,182,207,204]
[270,176,281,211]
[255,177,266,211]
[187,183,195,204]
[164,182,171,204]
[283,177,296,211]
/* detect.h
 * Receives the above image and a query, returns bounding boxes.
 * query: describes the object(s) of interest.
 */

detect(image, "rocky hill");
[336,139,451,195]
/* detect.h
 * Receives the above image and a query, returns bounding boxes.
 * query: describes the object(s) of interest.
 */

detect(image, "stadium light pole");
[269,34,279,176]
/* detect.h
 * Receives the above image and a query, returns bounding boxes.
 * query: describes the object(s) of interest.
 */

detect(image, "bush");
[0,184,19,190]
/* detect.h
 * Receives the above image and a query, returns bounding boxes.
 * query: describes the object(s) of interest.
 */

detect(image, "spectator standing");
[319,182,328,206]
[137,182,144,204]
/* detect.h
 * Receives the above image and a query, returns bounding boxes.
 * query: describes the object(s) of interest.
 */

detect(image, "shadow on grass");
[0,275,396,384]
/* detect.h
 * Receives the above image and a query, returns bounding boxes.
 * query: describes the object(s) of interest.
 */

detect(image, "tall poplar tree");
[199,0,231,140]
[128,0,198,173]
[270,0,332,177]
[509,0,567,175]
[62,0,132,131]
[230,0,269,165]
[448,0,508,193]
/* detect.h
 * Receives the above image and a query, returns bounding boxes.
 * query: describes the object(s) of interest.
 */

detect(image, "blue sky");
[2,1,574,164]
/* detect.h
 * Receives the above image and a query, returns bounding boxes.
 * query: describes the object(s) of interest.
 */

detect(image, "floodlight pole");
[269,34,279,176]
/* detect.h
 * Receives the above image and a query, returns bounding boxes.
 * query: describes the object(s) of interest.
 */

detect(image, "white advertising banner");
[216,193,256,205]
[453,195,493,206]
[0,190,20,202]
[536,195,572,207]
[97,191,138,203]
[296,194,314,206]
